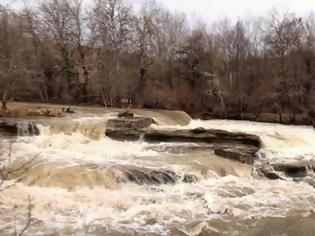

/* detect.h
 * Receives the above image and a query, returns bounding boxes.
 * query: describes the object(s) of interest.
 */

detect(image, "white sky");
[5,0,315,24]
[154,0,315,22]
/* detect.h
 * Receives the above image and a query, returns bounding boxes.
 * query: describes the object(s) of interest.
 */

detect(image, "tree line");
[1,0,315,122]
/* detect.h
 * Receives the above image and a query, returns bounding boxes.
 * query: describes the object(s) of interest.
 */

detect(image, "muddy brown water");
[1,103,315,235]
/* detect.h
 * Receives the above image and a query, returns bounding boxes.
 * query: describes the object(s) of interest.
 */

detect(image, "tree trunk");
[2,94,8,110]
[278,106,282,124]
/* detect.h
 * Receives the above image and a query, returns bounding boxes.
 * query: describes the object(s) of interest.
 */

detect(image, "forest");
[1,0,315,124]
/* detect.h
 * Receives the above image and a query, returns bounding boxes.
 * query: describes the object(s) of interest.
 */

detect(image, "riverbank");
[1,108,315,235]
[192,112,314,126]
[2,102,315,127]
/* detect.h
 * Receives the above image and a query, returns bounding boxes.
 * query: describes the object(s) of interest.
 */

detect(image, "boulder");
[255,166,282,180]
[118,110,134,118]
[63,107,75,114]
[105,117,154,141]
[106,117,154,130]
[214,146,259,164]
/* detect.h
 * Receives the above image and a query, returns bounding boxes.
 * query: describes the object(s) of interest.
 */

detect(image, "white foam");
[2,118,315,234]
[182,119,315,162]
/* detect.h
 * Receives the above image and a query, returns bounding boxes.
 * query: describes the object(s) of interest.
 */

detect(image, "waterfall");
[17,122,39,137]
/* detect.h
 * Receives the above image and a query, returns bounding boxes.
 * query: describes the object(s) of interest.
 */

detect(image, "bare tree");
[0,145,39,235]
[68,0,92,102]
[133,1,163,103]
[263,10,308,122]
[39,0,78,100]
[91,0,133,106]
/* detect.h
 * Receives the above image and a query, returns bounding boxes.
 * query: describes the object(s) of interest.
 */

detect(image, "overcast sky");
[5,0,315,24]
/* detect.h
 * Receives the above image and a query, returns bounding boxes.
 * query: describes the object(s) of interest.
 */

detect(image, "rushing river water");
[1,106,315,236]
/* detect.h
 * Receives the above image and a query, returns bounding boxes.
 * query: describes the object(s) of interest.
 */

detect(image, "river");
[1,105,315,236]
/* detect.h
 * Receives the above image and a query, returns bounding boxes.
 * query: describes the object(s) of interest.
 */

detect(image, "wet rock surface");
[214,146,259,164]
[255,166,282,180]
[106,117,155,130]
[117,110,134,118]
[106,122,261,164]
[272,163,310,178]
[120,169,178,185]
[255,162,315,186]
[105,117,155,141]
[143,128,261,147]
[0,119,39,136]
[119,168,199,185]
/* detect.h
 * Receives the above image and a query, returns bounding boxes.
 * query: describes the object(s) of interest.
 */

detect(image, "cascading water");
[1,110,315,235]
[17,122,39,137]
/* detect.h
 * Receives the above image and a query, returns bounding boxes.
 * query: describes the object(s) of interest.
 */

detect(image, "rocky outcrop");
[143,128,261,147]
[106,121,261,164]
[0,119,39,136]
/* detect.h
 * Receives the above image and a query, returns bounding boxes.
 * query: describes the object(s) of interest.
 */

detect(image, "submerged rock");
[116,167,199,185]
[120,169,177,185]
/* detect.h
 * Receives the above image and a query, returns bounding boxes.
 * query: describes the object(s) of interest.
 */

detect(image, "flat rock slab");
[143,128,261,147]
[105,128,143,141]
[105,125,261,164]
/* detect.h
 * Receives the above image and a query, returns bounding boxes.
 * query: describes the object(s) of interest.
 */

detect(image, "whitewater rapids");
[1,108,315,235]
